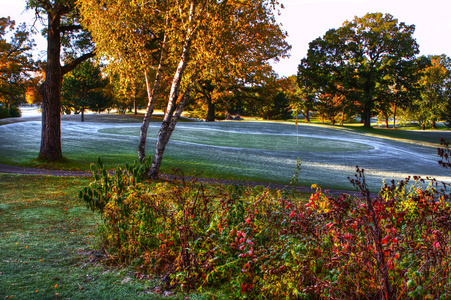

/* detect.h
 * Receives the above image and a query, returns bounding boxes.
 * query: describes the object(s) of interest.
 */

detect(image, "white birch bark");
[148,33,193,179]
[138,33,168,163]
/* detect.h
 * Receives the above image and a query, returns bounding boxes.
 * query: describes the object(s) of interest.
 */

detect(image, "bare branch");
[61,51,95,75]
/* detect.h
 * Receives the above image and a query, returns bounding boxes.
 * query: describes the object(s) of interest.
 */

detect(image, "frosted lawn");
[1,118,450,191]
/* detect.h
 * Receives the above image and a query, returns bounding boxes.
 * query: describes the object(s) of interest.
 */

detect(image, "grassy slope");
[0,174,198,300]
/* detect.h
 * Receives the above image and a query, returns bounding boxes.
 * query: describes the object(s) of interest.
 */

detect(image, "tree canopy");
[298,13,419,127]
[407,55,451,129]
[79,0,290,177]
[0,17,35,109]
[61,59,111,120]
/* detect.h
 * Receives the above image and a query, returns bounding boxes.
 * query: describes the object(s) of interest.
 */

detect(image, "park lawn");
[0,174,223,300]
[1,113,450,192]
[288,118,450,146]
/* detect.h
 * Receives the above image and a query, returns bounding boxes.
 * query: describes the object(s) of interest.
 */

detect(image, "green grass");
[340,125,449,145]
[0,174,224,299]
[292,118,450,145]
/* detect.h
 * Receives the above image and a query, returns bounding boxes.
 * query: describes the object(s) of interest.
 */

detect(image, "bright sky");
[2,0,451,77]
[273,0,451,77]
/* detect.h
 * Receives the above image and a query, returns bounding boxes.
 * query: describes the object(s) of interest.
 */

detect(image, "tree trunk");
[138,33,168,163]
[363,100,372,127]
[162,87,192,146]
[205,96,215,122]
[37,5,94,162]
[81,105,85,122]
[392,104,397,129]
[134,97,137,115]
[147,30,193,179]
[38,12,63,162]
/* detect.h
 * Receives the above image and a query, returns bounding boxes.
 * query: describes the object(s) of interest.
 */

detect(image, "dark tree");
[27,0,94,161]
[61,59,111,121]
[298,13,419,127]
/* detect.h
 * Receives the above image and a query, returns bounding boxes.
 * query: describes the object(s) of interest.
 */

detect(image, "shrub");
[9,106,21,117]
[0,105,22,118]
[0,105,9,118]
[81,160,451,299]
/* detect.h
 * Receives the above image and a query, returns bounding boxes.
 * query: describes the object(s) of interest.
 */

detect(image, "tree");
[316,87,349,125]
[0,17,35,111]
[80,0,290,178]
[26,0,95,161]
[247,74,291,120]
[286,75,315,122]
[79,0,172,163]
[376,58,423,128]
[298,13,419,127]
[411,55,451,129]
[61,59,111,120]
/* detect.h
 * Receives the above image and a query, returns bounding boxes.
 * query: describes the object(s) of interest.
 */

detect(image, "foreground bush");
[80,160,451,299]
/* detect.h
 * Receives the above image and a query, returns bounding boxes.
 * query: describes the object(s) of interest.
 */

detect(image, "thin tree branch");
[61,51,95,75]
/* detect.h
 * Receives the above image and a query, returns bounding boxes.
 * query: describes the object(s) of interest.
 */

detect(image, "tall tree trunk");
[134,97,137,115]
[38,12,63,162]
[138,33,168,163]
[363,100,372,127]
[81,105,85,122]
[205,95,215,122]
[305,109,310,122]
[392,104,397,129]
[147,31,193,179]
[37,5,94,162]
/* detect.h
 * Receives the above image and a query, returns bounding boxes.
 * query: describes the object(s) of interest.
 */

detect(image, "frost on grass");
[1,119,450,190]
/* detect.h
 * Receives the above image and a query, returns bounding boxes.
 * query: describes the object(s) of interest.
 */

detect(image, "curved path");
[0,163,361,196]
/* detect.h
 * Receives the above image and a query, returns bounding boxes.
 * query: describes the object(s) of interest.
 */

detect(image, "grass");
[340,124,450,145]
[0,173,313,300]
[0,174,212,300]
[1,113,451,191]
[288,118,449,145]
[1,111,450,297]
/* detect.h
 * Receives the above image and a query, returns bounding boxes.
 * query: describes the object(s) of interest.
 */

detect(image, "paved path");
[0,163,362,196]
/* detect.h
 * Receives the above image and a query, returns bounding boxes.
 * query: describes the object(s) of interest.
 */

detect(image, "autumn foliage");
[80,157,451,299]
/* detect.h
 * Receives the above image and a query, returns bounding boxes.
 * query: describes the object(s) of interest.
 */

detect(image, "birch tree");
[79,0,171,163]
[80,0,290,178]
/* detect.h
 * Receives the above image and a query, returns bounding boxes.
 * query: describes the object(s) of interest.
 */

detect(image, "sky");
[2,0,451,77]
